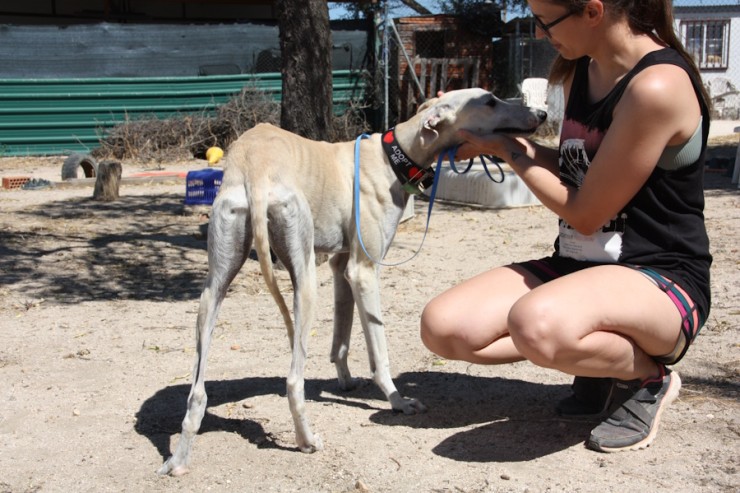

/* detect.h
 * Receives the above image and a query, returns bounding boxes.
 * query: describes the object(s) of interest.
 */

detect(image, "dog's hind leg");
[347,258,427,415]
[267,197,323,453]
[328,253,357,390]
[158,187,252,476]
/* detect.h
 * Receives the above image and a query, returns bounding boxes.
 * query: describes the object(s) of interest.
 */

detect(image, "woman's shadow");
[367,371,596,462]
[135,370,596,464]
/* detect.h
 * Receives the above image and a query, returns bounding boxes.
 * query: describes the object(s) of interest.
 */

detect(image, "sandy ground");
[0,135,738,492]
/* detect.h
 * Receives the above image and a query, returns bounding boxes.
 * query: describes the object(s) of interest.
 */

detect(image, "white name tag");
[558,220,623,262]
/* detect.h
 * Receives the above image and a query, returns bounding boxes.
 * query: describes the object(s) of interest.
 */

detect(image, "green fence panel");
[0,70,367,156]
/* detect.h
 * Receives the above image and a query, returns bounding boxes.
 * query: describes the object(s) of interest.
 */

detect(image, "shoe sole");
[591,372,681,453]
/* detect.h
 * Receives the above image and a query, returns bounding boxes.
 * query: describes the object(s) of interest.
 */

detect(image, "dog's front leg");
[347,259,427,414]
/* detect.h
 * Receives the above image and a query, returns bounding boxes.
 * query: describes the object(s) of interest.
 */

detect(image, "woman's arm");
[456,130,570,221]
[457,64,701,235]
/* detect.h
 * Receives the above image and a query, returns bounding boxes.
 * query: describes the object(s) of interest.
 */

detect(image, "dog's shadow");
[135,371,594,463]
[135,376,293,458]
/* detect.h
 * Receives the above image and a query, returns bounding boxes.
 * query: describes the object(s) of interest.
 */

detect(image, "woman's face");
[528,0,582,57]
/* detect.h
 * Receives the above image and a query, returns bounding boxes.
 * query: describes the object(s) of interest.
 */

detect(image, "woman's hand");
[455,129,517,162]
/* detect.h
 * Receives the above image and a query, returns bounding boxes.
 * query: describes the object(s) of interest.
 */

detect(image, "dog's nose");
[536,109,547,122]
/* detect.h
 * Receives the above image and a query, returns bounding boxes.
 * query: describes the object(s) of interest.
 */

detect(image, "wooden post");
[93,160,123,201]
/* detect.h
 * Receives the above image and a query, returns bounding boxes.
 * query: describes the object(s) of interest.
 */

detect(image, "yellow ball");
[206,146,224,165]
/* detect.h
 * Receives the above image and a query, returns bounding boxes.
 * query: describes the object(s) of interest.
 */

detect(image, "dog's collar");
[381,129,435,195]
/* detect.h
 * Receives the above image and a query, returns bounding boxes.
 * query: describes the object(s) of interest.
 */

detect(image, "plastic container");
[184,168,223,205]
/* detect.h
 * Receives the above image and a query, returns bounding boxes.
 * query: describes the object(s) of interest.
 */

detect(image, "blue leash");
[444,145,506,183]
[353,134,503,266]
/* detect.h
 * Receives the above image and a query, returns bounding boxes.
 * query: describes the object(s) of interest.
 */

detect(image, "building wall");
[394,15,494,88]
[674,6,740,118]
[674,9,740,89]
[391,15,494,119]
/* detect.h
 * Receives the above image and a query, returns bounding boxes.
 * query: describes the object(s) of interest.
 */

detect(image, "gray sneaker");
[557,376,639,417]
[587,368,681,452]
[556,377,614,417]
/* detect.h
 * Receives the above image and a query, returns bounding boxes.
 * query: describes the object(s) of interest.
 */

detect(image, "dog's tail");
[249,184,295,347]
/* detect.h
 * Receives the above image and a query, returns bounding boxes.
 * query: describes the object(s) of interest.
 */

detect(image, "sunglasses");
[533,10,574,37]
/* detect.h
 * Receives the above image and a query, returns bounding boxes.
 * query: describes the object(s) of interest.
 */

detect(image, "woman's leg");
[419,264,543,364]
[422,262,685,452]
[506,264,683,381]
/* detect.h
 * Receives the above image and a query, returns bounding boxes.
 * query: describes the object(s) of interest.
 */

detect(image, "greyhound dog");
[159,88,546,476]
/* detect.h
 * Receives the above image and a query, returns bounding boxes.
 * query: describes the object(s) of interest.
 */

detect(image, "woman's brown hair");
[547,0,711,109]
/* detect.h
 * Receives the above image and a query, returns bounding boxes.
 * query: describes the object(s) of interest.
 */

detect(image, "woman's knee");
[507,297,564,367]
[419,298,453,356]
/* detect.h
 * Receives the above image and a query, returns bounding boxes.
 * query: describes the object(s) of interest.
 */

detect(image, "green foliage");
[438,1,510,37]
[336,1,530,22]
[438,0,530,14]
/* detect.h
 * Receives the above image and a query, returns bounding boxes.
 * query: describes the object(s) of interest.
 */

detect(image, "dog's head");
[416,88,547,148]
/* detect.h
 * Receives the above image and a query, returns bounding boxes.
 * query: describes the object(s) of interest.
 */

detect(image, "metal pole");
[383,1,390,129]
[389,18,425,102]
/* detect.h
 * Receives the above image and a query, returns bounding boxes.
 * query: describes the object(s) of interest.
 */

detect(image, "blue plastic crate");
[184,168,223,205]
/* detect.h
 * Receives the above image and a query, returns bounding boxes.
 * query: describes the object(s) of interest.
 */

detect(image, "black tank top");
[557,48,712,320]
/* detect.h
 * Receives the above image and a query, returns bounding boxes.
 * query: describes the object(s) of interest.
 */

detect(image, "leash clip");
[404,168,435,195]
[402,182,423,195]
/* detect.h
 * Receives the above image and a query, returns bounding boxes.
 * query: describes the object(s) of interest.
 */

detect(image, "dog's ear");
[416,96,438,114]
[419,103,454,147]
[419,118,439,147]
[420,120,440,147]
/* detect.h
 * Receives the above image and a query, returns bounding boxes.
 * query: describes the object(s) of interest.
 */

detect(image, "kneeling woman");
[420,0,711,452]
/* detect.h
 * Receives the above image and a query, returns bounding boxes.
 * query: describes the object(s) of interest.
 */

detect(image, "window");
[681,19,730,69]
[415,30,445,58]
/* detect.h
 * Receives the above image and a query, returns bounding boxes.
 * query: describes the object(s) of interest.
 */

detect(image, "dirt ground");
[0,138,737,493]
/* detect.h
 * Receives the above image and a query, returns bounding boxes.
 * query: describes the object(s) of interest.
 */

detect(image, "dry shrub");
[92,115,204,162]
[331,98,373,142]
[191,87,282,157]
[93,87,371,163]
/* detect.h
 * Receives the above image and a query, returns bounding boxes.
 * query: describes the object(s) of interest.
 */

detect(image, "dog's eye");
[486,97,497,108]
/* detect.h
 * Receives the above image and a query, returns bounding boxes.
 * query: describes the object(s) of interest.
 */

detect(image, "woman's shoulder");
[616,51,701,144]
[622,49,696,110]
[628,62,693,102]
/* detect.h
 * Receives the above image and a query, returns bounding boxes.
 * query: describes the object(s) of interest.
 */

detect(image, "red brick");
[2,176,31,189]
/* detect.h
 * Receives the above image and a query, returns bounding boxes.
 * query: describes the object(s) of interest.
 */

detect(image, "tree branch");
[397,0,432,15]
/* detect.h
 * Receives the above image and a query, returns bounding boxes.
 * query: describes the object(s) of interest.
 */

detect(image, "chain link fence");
[380,15,496,126]
[378,1,740,127]
[674,1,740,119]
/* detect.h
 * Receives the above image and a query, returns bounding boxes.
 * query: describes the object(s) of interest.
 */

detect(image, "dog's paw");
[394,397,428,415]
[157,458,189,477]
[298,434,323,453]
[337,376,359,391]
